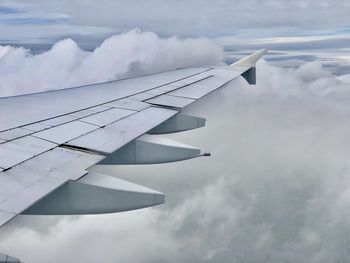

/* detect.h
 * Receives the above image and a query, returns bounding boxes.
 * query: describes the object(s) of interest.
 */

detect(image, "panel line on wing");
[0,67,212,133]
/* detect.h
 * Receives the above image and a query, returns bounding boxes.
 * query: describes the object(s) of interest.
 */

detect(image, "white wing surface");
[0,49,267,231]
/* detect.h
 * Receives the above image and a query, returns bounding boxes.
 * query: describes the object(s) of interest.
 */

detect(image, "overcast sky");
[1,0,350,43]
[1,1,350,263]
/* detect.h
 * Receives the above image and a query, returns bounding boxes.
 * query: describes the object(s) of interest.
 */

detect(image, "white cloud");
[0,30,223,97]
[1,33,350,263]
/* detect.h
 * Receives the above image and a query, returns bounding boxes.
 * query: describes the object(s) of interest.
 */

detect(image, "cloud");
[2,0,350,42]
[0,16,68,25]
[0,6,22,14]
[1,34,350,263]
[0,30,223,97]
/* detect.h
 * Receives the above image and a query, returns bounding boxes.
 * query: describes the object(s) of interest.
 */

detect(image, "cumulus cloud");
[0,29,223,97]
[1,35,350,263]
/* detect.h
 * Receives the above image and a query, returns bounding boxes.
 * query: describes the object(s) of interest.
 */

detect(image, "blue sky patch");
[0,6,22,14]
[1,17,69,25]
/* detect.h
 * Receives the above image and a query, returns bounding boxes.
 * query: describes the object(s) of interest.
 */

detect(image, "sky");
[1,0,350,41]
[1,1,350,263]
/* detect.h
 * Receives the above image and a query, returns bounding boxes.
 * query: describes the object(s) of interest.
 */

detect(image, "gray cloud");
[2,0,350,42]
[1,32,350,262]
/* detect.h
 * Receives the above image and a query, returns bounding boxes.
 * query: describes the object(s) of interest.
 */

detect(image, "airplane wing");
[0,49,266,263]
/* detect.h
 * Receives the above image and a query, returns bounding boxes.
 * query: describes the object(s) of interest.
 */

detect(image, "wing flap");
[168,75,232,99]
[0,136,56,170]
[0,147,103,226]
[66,106,177,153]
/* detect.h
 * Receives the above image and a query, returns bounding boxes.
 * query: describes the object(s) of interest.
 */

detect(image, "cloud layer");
[0,29,222,97]
[1,34,350,263]
[2,0,350,41]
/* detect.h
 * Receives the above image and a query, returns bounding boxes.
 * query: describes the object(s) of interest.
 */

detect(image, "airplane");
[0,49,267,262]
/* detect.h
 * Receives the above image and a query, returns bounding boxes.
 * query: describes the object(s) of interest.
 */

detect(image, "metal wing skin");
[0,49,266,262]
[0,50,266,250]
